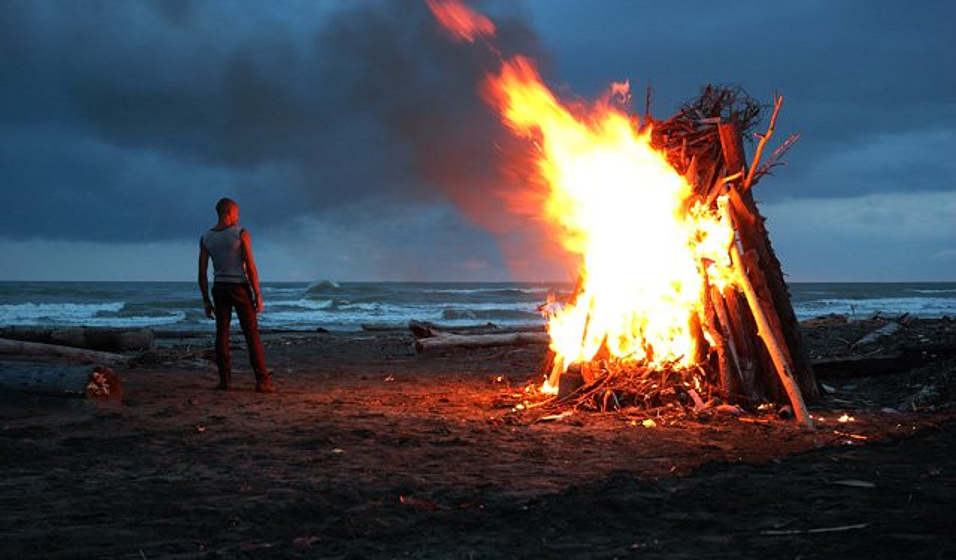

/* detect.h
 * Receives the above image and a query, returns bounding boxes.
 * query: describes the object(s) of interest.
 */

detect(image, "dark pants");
[212,283,269,383]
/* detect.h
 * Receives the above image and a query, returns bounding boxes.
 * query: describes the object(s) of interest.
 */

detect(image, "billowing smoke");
[0,0,551,248]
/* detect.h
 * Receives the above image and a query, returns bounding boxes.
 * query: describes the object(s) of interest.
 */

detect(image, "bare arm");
[240,229,263,313]
[198,238,214,318]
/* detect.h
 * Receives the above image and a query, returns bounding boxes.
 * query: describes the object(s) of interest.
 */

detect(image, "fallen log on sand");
[413,331,550,353]
[813,343,956,379]
[0,327,154,352]
[405,320,545,337]
[852,321,903,349]
[0,338,129,365]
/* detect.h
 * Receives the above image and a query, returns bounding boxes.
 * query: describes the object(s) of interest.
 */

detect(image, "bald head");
[216,197,238,216]
[215,197,239,227]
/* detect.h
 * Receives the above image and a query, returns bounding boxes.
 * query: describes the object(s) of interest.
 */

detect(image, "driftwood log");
[410,320,549,352]
[813,343,956,379]
[0,327,154,352]
[853,322,903,349]
[413,330,549,353]
[407,320,545,337]
[0,338,129,365]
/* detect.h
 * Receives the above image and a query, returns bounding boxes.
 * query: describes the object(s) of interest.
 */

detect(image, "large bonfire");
[427,0,817,426]
[486,57,735,391]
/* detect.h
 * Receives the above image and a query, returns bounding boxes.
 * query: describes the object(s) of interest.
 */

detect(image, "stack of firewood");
[549,86,818,426]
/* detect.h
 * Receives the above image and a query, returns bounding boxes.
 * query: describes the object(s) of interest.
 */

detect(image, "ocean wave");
[424,287,552,296]
[444,301,541,314]
[103,301,197,316]
[905,288,956,295]
[0,301,125,325]
[795,297,956,320]
[270,298,335,311]
[304,281,404,296]
[4,282,951,333]
[305,280,340,294]
[84,313,188,327]
[324,300,389,312]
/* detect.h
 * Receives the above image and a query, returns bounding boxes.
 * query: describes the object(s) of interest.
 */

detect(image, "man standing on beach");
[198,197,276,393]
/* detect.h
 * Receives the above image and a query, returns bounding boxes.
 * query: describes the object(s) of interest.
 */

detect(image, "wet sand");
[1,317,955,558]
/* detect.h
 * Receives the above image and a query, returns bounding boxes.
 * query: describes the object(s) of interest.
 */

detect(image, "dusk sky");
[1,0,953,282]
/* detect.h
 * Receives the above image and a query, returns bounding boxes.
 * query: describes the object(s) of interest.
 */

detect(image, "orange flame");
[428,2,735,394]
[484,58,734,392]
[426,0,496,43]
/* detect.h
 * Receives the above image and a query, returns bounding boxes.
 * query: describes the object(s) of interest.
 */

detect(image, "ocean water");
[0,281,953,332]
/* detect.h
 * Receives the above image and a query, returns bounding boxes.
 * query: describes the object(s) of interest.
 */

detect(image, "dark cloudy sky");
[1,0,953,282]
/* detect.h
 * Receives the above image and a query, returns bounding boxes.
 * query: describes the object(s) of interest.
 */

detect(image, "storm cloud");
[524,0,956,201]
[1,0,953,280]
[0,0,544,241]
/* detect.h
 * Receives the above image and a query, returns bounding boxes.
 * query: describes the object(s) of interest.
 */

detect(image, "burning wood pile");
[426,0,818,426]
[534,86,818,427]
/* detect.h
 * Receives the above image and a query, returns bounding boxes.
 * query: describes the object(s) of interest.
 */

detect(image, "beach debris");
[811,341,955,378]
[714,404,743,416]
[535,411,573,423]
[759,522,870,536]
[84,366,122,400]
[830,479,876,489]
[902,384,942,411]
[399,495,440,511]
[852,321,903,349]
[292,535,321,548]
[833,430,869,441]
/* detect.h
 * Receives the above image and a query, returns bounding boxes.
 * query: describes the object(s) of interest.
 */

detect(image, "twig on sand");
[760,522,870,536]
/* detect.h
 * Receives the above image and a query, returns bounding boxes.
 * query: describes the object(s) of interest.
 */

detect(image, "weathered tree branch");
[743,93,783,191]
[0,338,129,365]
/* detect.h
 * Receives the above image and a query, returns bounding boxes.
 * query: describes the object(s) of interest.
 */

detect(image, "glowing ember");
[426,0,496,43]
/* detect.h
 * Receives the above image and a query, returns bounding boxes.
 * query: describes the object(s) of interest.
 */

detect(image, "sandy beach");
[1,316,955,558]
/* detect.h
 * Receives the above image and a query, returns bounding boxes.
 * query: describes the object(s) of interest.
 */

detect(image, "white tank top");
[202,226,247,283]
